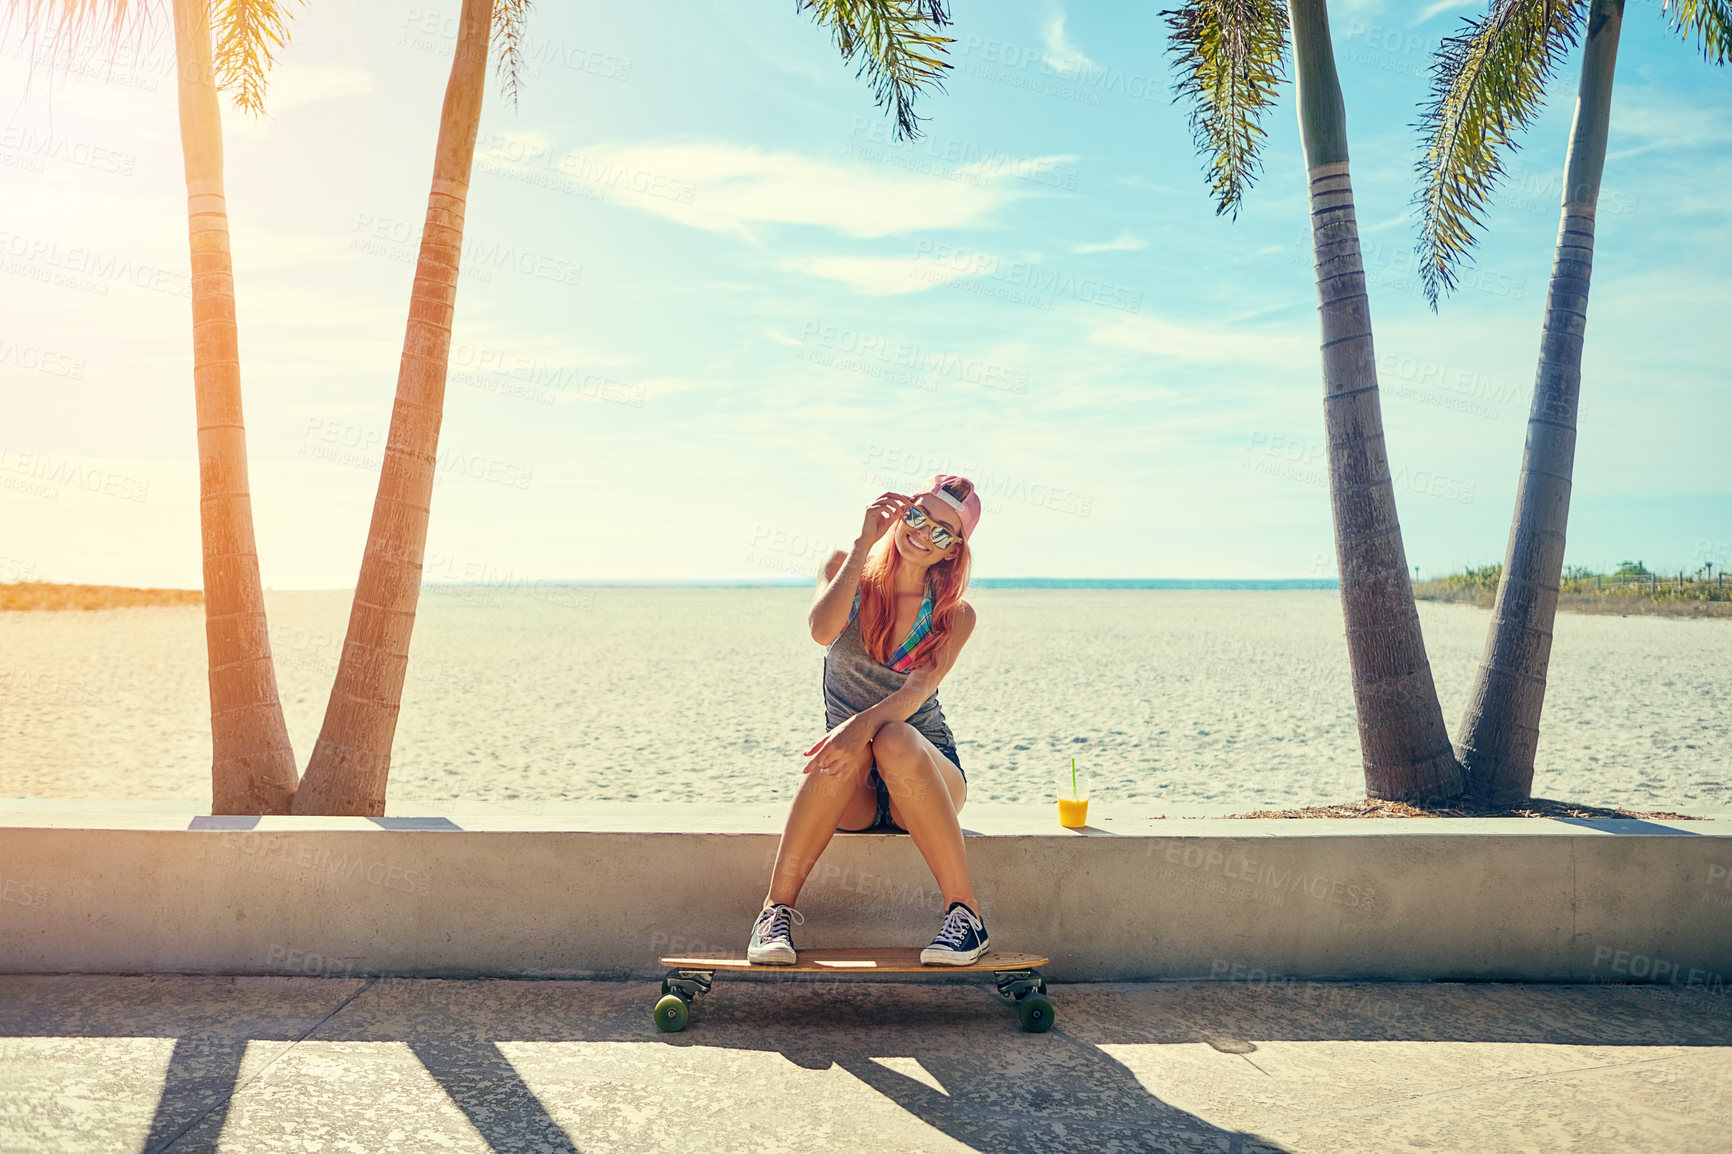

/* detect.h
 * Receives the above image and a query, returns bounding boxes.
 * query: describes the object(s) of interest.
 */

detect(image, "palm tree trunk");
[1288,0,1463,803]
[169,0,298,814]
[291,0,492,815]
[1456,0,1623,806]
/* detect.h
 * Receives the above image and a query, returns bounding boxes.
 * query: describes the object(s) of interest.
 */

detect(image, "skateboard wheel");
[1017,994,1054,1033]
[654,994,689,1033]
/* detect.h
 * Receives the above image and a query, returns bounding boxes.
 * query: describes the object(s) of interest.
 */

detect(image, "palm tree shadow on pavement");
[827,1042,1278,1153]
[664,980,1286,1154]
[139,1037,252,1154]
[133,1035,581,1154]
[127,995,581,1154]
[406,1040,582,1154]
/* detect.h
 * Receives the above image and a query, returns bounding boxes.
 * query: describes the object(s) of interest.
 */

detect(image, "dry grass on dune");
[0,582,203,612]
[1415,565,1732,618]
[1225,798,1701,820]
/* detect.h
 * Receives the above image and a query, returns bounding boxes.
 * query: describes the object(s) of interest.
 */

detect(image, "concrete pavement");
[2,974,1728,1153]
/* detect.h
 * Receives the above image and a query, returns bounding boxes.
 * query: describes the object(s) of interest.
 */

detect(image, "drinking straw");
[1071,756,1077,799]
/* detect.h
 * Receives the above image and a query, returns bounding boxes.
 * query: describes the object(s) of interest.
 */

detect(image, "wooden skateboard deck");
[659,948,1048,973]
[654,948,1054,1033]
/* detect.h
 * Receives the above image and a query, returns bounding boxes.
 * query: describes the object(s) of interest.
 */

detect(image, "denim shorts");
[836,737,963,835]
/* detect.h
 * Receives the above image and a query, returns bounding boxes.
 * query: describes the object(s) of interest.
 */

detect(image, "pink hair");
[857,476,975,672]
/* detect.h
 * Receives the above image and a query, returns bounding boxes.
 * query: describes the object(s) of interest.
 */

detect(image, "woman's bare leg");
[872,722,978,912]
[764,753,876,907]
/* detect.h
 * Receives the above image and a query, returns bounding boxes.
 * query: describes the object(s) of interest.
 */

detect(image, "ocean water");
[1,588,1726,811]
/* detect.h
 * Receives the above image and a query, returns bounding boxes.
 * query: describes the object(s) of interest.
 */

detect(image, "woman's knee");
[870,720,922,763]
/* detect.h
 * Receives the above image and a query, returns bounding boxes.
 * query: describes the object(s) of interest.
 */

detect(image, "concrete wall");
[2,808,1728,986]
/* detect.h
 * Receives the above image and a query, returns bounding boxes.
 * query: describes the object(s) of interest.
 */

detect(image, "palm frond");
[1160,0,1289,219]
[492,0,532,109]
[1662,0,1732,64]
[2,0,153,84]
[211,0,301,118]
[1412,0,1584,310]
[3,0,135,38]
[798,0,954,141]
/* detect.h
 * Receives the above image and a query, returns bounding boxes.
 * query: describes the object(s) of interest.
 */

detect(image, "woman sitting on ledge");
[748,476,986,965]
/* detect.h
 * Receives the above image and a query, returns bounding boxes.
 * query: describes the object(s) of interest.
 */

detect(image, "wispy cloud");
[1087,312,1313,369]
[269,64,374,113]
[1605,89,1732,162]
[232,222,356,271]
[227,64,374,137]
[954,153,1079,183]
[776,253,973,295]
[1412,0,1479,25]
[1041,10,1095,76]
[1072,231,1147,254]
[537,141,1023,241]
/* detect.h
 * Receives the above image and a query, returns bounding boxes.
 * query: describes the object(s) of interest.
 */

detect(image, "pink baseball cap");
[919,475,981,541]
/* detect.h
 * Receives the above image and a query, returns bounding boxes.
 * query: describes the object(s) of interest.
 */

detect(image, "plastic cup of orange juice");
[1058,770,1090,828]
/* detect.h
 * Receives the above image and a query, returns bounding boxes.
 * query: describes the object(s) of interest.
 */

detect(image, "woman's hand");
[803,715,875,777]
[858,492,912,551]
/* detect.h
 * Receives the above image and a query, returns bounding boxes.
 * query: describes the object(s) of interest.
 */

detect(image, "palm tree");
[1414,0,1729,805]
[290,0,518,815]
[1163,0,1464,802]
[8,0,302,814]
[293,0,957,814]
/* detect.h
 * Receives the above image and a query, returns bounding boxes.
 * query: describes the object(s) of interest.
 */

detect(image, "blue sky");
[1,0,1727,587]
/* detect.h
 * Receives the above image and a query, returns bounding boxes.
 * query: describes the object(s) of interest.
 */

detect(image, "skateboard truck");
[655,970,713,1032]
[993,969,1046,1000]
[662,970,713,1002]
[992,969,1052,1032]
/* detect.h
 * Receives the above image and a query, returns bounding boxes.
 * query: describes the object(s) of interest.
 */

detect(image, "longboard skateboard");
[655,948,1053,1033]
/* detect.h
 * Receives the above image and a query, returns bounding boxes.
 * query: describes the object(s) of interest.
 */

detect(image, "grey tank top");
[822,585,955,748]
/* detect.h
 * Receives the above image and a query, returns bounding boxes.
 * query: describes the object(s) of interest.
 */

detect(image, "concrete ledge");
[2,806,1728,985]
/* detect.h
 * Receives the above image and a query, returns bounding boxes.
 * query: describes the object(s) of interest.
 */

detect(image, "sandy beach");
[1,589,1726,812]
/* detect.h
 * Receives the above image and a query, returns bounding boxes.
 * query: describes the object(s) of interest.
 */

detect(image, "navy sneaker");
[746,902,803,965]
[921,902,989,965]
